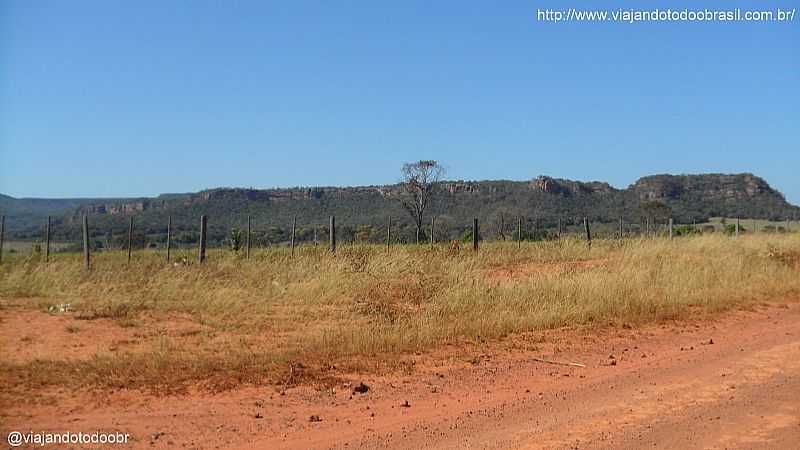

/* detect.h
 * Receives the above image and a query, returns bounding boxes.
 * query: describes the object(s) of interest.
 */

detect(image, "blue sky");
[1,1,798,202]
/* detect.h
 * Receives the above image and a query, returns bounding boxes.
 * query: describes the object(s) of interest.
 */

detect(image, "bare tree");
[400,160,445,243]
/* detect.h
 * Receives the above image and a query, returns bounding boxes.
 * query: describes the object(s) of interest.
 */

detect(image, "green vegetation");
[2,173,797,249]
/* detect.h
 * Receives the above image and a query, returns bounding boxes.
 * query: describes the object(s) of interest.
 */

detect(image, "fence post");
[584,217,592,245]
[735,218,740,237]
[518,217,522,248]
[166,216,172,263]
[246,215,251,259]
[0,215,4,264]
[430,217,435,246]
[127,216,134,264]
[291,216,297,257]
[386,217,391,253]
[472,218,479,252]
[557,218,562,240]
[753,219,757,234]
[619,217,623,239]
[45,216,51,263]
[669,218,674,239]
[82,215,90,270]
[198,215,207,263]
[787,219,791,233]
[329,216,336,254]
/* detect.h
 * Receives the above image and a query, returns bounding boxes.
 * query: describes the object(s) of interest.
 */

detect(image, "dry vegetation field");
[1,234,800,401]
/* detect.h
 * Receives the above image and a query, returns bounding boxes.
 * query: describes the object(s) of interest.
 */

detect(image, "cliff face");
[70,173,792,220]
[532,176,616,196]
[72,199,166,220]
[632,174,779,202]
[4,172,794,240]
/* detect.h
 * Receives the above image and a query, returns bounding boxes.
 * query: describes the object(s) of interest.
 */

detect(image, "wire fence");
[0,213,796,267]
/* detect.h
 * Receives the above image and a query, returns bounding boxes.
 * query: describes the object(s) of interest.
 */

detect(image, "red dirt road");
[4,302,800,449]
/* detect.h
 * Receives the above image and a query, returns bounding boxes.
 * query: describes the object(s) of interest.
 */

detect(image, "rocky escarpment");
[532,176,616,196]
[632,173,778,202]
[3,172,791,241]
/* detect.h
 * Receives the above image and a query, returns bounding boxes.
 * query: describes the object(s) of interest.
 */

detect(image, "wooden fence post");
[0,215,4,264]
[291,216,297,257]
[246,215,251,259]
[386,217,391,253]
[669,218,674,239]
[198,215,207,263]
[82,215,90,270]
[472,218,479,252]
[735,218,740,237]
[619,217,623,239]
[430,217,435,246]
[329,216,336,254]
[126,216,134,264]
[584,217,592,245]
[518,217,522,248]
[166,216,172,263]
[45,216,51,263]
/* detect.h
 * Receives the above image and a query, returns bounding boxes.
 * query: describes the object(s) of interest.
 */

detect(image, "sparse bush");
[724,224,746,235]
[228,228,244,252]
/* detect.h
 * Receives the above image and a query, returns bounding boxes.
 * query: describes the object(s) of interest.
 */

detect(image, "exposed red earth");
[2,301,799,449]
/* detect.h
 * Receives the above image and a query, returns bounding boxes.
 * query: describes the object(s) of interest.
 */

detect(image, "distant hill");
[1,173,798,245]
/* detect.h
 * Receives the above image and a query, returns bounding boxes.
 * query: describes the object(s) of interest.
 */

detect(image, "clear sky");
[1,1,798,202]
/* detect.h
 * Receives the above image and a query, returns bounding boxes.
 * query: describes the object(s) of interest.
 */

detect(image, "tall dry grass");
[1,234,799,393]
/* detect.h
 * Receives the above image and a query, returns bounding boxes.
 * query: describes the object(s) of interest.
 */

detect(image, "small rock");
[150,432,165,441]
[708,338,714,345]
[401,400,411,408]
[254,412,263,419]
[353,382,369,394]
[309,415,322,422]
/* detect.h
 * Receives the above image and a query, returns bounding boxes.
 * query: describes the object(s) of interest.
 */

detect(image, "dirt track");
[253,303,800,450]
[3,302,800,449]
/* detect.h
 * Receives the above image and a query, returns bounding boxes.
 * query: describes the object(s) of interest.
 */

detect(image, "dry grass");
[1,234,799,395]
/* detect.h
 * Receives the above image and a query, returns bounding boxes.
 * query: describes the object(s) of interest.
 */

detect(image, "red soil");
[2,301,799,449]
